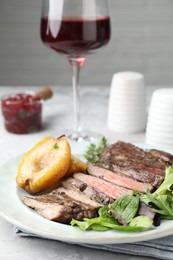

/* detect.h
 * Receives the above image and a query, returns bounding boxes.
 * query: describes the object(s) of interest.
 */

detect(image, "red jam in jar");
[1,93,42,134]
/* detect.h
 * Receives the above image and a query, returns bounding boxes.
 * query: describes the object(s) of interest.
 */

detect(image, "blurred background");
[0,0,173,87]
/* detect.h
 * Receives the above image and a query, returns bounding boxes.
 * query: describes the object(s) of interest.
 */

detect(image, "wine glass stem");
[70,59,82,136]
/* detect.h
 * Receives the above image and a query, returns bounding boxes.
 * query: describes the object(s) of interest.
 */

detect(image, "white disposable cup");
[146,88,173,149]
[107,72,146,133]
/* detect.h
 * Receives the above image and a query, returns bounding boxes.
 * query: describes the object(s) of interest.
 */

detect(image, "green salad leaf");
[108,195,139,225]
[129,216,153,228]
[140,166,173,219]
[154,166,173,195]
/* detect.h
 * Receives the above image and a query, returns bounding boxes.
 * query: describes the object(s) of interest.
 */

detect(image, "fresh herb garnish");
[53,143,59,149]
[83,137,107,164]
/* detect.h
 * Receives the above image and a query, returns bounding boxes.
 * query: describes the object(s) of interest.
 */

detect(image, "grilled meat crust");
[147,149,173,165]
[99,141,172,169]
[98,141,172,188]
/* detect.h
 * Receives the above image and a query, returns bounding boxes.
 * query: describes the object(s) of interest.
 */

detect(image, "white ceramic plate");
[0,141,173,245]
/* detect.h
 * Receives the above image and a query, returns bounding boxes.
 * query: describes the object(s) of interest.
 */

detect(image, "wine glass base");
[65,130,104,143]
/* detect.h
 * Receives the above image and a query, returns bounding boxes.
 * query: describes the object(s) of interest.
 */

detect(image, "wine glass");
[40,0,111,141]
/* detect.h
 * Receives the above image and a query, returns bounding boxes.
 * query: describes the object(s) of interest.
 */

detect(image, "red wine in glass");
[40,0,111,141]
[41,16,110,59]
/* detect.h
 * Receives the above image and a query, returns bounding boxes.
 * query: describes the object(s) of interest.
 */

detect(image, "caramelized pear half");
[16,136,71,194]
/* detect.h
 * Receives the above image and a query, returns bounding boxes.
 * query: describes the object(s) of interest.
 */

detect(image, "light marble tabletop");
[0,85,161,260]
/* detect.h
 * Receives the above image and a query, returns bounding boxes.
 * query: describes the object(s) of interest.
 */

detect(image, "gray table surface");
[0,85,160,260]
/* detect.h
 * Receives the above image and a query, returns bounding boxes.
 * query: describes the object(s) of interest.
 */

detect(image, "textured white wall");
[0,0,173,86]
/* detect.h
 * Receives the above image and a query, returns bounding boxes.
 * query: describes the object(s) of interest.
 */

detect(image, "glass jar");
[1,93,43,134]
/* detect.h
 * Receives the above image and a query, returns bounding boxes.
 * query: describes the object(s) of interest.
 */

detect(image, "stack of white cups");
[107,72,146,133]
[146,88,173,150]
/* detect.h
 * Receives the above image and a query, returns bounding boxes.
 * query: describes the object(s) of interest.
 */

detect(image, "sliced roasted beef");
[99,141,171,170]
[147,149,173,165]
[97,141,169,188]
[87,164,153,192]
[97,160,163,188]
[23,189,98,223]
[62,177,114,205]
[73,173,133,199]
[99,141,144,161]
[105,157,165,176]
[56,187,101,208]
